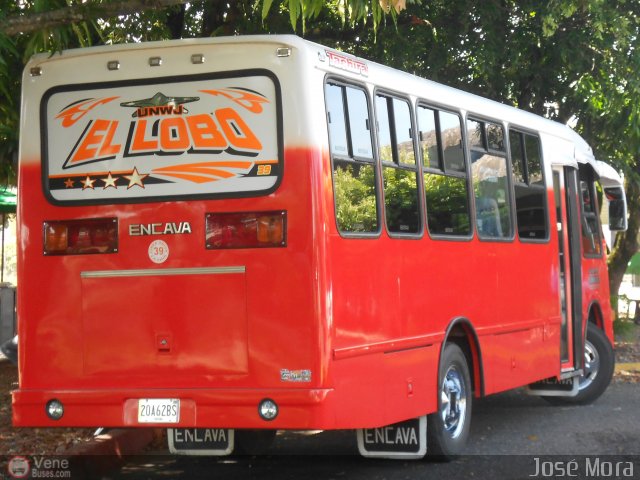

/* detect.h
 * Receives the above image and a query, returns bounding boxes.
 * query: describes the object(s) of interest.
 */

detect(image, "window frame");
[466,115,516,243]
[373,88,423,238]
[579,166,604,259]
[507,127,550,243]
[325,77,381,238]
[416,101,473,241]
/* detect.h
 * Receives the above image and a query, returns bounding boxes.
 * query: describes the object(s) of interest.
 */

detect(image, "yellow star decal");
[102,172,119,189]
[64,178,74,188]
[81,176,96,190]
[124,167,149,189]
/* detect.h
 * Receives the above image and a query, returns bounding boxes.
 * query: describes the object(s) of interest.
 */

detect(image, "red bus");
[13,35,627,458]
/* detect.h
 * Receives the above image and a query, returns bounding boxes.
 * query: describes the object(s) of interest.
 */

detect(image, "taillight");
[205,211,286,249]
[43,218,118,255]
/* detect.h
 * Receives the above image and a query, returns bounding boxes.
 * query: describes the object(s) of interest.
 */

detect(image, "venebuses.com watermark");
[7,456,71,479]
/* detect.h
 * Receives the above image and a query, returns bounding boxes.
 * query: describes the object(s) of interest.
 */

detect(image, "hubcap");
[440,365,467,439]
[579,339,600,391]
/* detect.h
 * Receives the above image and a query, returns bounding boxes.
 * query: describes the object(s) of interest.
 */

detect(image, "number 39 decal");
[148,239,169,264]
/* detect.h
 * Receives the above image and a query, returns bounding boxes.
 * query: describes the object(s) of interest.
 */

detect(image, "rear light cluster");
[206,211,286,249]
[44,218,118,255]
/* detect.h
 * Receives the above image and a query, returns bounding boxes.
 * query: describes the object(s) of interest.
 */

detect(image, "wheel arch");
[441,317,485,398]
[586,300,604,328]
[586,299,614,345]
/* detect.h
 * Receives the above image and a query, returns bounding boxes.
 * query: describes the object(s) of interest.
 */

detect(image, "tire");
[545,323,614,405]
[427,342,472,460]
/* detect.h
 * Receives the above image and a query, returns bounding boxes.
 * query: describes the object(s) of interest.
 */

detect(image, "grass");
[613,317,637,341]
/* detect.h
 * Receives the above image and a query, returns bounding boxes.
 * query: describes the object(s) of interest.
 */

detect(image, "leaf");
[261,0,274,19]
[288,0,299,31]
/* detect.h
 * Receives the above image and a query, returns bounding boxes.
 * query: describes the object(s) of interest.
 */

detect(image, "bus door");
[529,166,582,396]
[553,166,583,374]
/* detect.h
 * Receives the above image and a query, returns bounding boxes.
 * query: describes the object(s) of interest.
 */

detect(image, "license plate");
[168,428,234,456]
[357,416,427,459]
[137,398,180,423]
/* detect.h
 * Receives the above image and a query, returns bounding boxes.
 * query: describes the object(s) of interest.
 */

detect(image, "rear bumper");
[12,387,334,429]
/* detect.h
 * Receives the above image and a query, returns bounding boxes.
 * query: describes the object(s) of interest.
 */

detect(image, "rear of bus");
[13,37,332,430]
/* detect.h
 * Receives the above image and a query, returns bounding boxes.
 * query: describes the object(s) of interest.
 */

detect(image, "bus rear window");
[42,71,281,204]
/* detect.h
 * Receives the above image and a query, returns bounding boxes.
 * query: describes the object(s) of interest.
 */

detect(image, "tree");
[2,0,640,305]
[336,0,640,303]
[0,0,413,186]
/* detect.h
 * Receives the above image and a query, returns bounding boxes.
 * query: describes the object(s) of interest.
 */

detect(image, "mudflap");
[168,428,234,456]
[356,416,427,459]
[526,375,579,397]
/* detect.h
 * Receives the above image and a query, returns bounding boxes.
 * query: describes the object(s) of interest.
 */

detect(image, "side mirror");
[605,186,628,231]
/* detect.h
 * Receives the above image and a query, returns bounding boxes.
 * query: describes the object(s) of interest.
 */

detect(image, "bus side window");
[468,119,513,240]
[580,176,602,256]
[508,130,548,241]
[375,94,421,234]
[417,105,471,237]
[325,82,379,234]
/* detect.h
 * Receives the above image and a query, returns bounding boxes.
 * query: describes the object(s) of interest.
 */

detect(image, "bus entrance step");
[526,376,579,397]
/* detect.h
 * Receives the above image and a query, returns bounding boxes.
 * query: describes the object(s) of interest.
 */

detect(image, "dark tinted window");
[580,172,602,256]
[509,130,548,240]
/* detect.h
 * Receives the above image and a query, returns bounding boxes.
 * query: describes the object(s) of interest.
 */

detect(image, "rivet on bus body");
[258,399,278,421]
[107,60,120,71]
[276,47,291,57]
[30,67,42,77]
[149,57,162,67]
[46,399,64,420]
[190,54,205,64]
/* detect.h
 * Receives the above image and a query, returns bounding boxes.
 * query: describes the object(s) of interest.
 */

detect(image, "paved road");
[111,382,639,479]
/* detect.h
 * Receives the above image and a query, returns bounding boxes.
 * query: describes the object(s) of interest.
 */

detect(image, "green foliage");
[382,166,420,232]
[1,0,640,280]
[0,1,413,186]
[424,173,470,235]
[259,0,416,33]
[333,162,378,232]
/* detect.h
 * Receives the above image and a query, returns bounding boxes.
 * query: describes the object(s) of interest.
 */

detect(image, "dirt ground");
[0,322,639,456]
[612,319,640,383]
[0,359,94,456]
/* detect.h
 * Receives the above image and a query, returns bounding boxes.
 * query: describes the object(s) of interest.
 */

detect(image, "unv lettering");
[129,222,192,236]
[137,105,185,117]
[364,426,418,445]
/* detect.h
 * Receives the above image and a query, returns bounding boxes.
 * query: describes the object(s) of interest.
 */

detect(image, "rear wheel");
[545,323,614,405]
[427,342,472,460]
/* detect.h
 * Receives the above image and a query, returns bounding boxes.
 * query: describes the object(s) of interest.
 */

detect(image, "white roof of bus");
[289,35,598,170]
[26,34,599,171]
[597,160,624,187]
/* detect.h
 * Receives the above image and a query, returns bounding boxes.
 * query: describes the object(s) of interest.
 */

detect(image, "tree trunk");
[166,3,186,39]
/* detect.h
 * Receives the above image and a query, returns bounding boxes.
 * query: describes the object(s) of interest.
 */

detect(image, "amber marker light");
[43,218,118,255]
[205,211,286,249]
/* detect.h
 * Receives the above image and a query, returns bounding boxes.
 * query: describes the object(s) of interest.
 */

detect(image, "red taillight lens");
[205,211,286,249]
[44,218,118,255]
